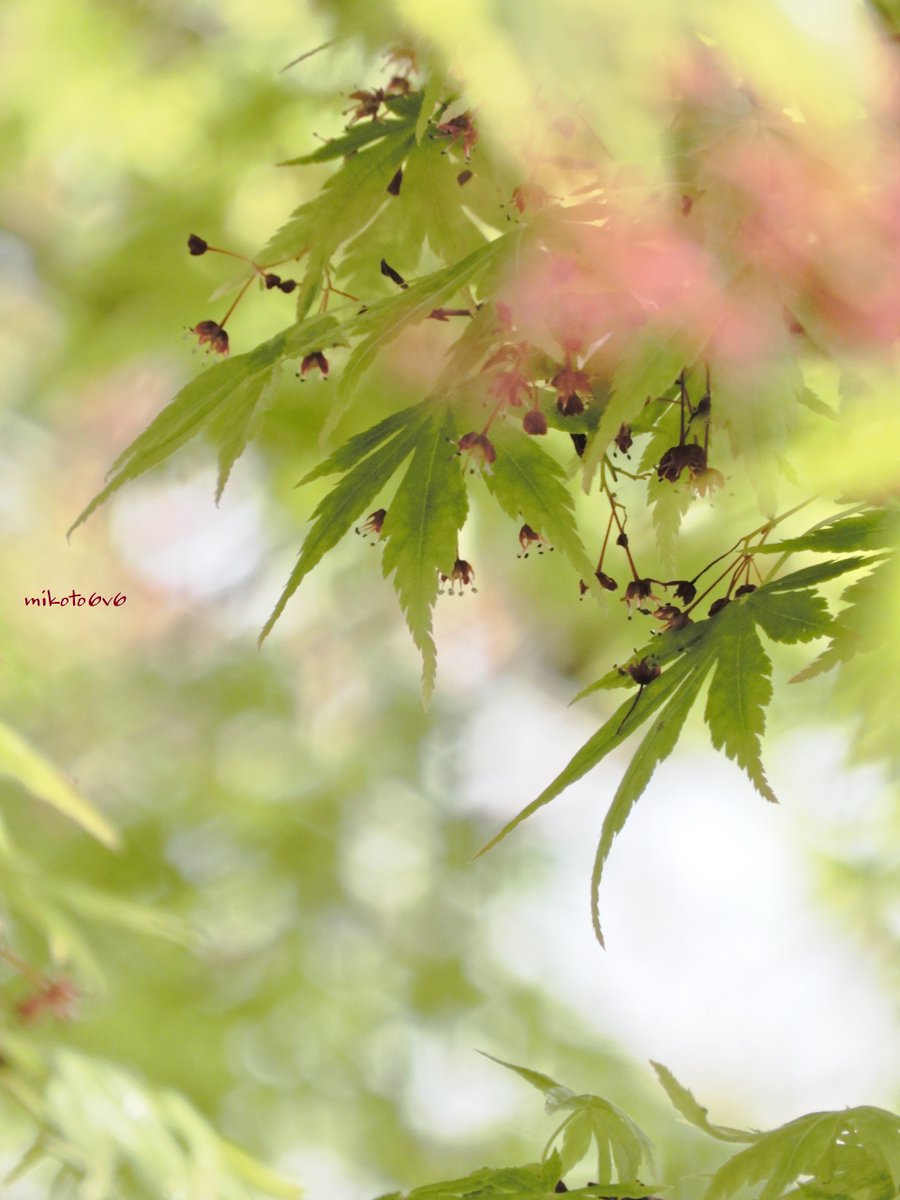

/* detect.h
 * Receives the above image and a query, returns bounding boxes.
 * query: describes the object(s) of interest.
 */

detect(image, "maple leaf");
[475,556,872,944]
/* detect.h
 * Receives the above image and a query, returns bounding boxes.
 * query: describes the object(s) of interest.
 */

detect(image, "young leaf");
[69,314,341,534]
[402,136,487,263]
[475,643,709,863]
[338,234,515,414]
[0,722,118,849]
[208,367,281,502]
[753,508,896,554]
[591,644,716,943]
[260,126,418,265]
[483,419,596,582]
[279,95,421,165]
[260,405,429,642]
[582,331,691,485]
[380,400,468,698]
[703,604,777,802]
[478,1053,574,1108]
[650,1062,756,1144]
[792,555,894,682]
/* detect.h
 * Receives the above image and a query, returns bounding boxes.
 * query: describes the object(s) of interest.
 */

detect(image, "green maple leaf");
[278,93,422,165]
[380,400,468,699]
[69,315,341,534]
[260,402,432,643]
[260,124,418,316]
[476,556,871,943]
[262,398,467,698]
[482,419,596,582]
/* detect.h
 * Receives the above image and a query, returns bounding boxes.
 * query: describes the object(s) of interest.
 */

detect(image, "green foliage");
[380,1059,900,1200]
[0,1042,299,1199]
[68,315,343,535]
[0,722,118,849]
[380,399,469,698]
[477,556,870,943]
[15,11,900,1200]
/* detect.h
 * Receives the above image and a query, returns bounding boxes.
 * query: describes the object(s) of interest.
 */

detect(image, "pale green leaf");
[0,722,118,848]
[259,127,417,266]
[703,604,776,803]
[402,136,486,264]
[747,588,832,645]
[478,1053,572,1106]
[753,508,897,554]
[209,367,281,502]
[279,94,421,164]
[762,556,876,593]
[650,1062,756,1144]
[260,410,427,642]
[338,235,513,412]
[69,315,341,533]
[592,646,715,943]
[483,419,595,581]
[381,400,468,698]
[299,401,428,484]
[582,331,690,485]
[475,649,703,863]
[416,68,446,143]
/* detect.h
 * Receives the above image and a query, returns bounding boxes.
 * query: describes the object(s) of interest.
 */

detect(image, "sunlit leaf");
[0,722,118,848]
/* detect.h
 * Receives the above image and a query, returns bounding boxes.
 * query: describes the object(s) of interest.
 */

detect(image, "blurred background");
[0,0,897,1197]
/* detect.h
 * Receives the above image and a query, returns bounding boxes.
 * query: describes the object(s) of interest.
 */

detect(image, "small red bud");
[523,409,548,435]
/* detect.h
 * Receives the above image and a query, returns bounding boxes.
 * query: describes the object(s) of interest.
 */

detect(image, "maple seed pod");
[523,409,548,436]
[557,393,584,416]
[187,233,208,255]
[555,1183,569,1195]
[658,442,706,483]
[356,508,386,540]
[626,657,661,685]
[278,279,297,293]
[386,167,403,196]
[264,273,282,289]
[616,531,629,549]
[439,559,477,595]
[623,577,654,612]
[518,524,545,556]
[570,433,587,457]
[614,423,633,455]
[708,597,731,617]
[595,570,618,591]
[300,351,329,378]
[458,431,496,466]
[734,583,757,597]
[671,579,697,606]
[191,320,229,355]
[457,169,473,186]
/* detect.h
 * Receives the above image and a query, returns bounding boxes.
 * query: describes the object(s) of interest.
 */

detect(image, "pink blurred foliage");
[495,38,900,375]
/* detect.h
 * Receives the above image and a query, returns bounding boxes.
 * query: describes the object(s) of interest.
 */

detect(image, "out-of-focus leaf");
[0,721,117,849]
[651,1062,756,1143]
